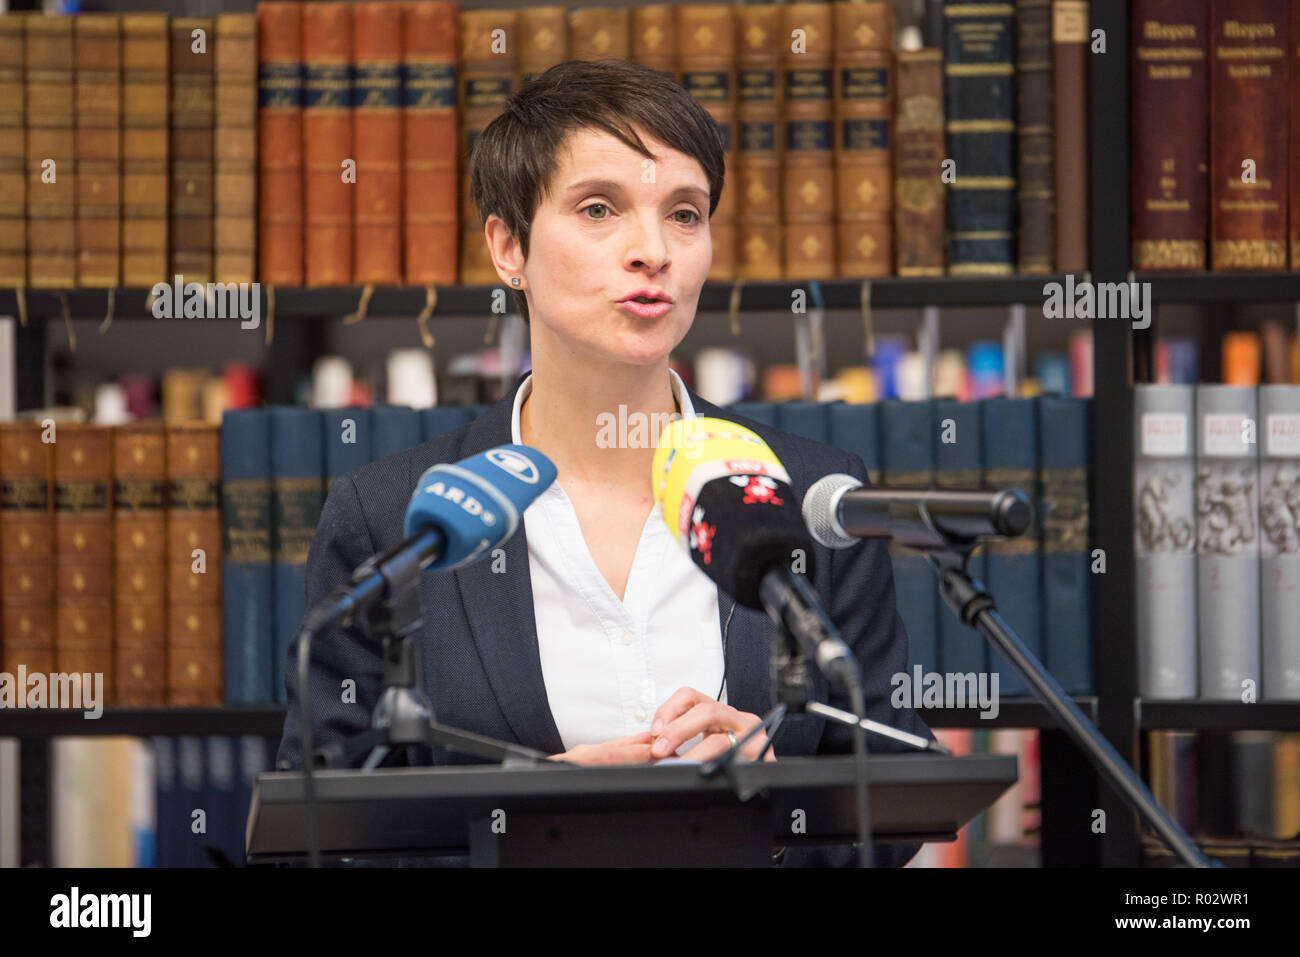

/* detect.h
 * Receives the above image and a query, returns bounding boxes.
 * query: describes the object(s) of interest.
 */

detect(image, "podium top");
[247,753,1017,862]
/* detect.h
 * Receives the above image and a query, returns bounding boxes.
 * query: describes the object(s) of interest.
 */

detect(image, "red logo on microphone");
[689,505,716,565]
[733,474,784,506]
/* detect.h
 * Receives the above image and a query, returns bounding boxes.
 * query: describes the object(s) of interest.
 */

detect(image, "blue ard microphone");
[304,444,556,632]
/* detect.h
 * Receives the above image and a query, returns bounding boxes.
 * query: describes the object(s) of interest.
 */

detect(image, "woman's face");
[519,125,712,368]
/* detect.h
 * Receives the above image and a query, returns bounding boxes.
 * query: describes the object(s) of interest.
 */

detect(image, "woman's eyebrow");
[563,177,709,204]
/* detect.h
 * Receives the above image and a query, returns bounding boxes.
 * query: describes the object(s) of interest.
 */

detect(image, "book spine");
[257,1,303,286]
[880,399,939,677]
[933,398,988,677]
[828,401,881,486]
[735,5,782,280]
[113,424,167,707]
[1016,0,1053,274]
[53,425,113,687]
[1209,0,1290,270]
[171,18,215,285]
[402,1,458,286]
[1293,0,1300,269]
[678,5,736,282]
[269,408,324,705]
[220,409,273,705]
[521,6,569,85]
[1259,385,1300,700]
[726,401,778,430]
[1134,384,1198,698]
[322,406,371,486]
[214,14,257,285]
[1195,385,1261,699]
[781,3,835,280]
[121,14,170,287]
[943,0,1016,276]
[774,401,828,445]
[981,397,1042,697]
[1130,0,1210,271]
[420,405,474,443]
[166,425,222,706]
[1039,395,1093,694]
[457,10,517,285]
[568,7,630,61]
[352,2,402,285]
[1052,1,1088,273]
[26,13,76,288]
[0,424,53,675]
[75,15,122,288]
[0,14,25,286]
[371,405,422,462]
[833,1,893,278]
[631,4,676,79]
[302,2,353,287]
[894,50,945,277]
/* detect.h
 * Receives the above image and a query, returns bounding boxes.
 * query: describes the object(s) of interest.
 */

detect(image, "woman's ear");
[483,214,525,288]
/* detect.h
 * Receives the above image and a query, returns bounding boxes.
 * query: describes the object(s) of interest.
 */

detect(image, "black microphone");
[802,474,1031,551]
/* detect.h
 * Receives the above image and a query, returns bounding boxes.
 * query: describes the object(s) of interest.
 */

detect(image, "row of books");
[0,0,1093,289]
[1131,0,1300,271]
[1134,384,1300,701]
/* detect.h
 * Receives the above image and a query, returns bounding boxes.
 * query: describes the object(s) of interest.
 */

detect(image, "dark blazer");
[278,373,936,867]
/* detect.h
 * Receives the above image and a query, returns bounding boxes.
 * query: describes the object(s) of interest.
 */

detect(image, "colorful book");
[221,409,273,704]
[353,1,402,285]
[257,1,304,285]
[302,1,353,286]
[781,2,836,280]
[734,4,782,280]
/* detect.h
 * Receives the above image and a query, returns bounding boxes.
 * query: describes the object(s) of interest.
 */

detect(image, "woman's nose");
[624,212,671,271]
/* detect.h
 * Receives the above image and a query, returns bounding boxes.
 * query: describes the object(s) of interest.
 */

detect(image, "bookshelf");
[1,0,1297,870]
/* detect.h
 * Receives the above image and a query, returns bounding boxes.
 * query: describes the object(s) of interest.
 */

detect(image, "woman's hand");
[650,687,777,763]
[547,732,656,766]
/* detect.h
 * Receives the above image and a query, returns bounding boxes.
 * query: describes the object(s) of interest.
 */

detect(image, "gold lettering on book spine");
[1213,239,1287,268]
[1133,239,1205,269]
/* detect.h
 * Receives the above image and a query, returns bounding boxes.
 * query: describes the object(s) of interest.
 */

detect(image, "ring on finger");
[725,730,738,747]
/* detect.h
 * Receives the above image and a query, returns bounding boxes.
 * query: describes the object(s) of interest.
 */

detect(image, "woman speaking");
[279,58,934,866]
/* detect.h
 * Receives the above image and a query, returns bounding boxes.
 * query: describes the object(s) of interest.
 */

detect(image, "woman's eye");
[674,209,700,225]
[582,203,609,220]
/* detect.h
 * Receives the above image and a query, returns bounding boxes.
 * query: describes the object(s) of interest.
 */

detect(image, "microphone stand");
[919,535,1212,868]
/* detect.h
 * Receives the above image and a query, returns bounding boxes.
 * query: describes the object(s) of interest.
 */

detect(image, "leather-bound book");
[678,4,736,282]
[833,1,894,278]
[1016,0,1054,273]
[1210,0,1290,270]
[53,425,113,688]
[1292,0,1300,269]
[214,14,257,285]
[170,18,215,285]
[402,1,458,286]
[25,13,76,288]
[166,424,222,707]
[353,2,402,285]
[521,6,569,85]
[0,424,53,676]
[0,14,25,287]
[113,424,166,707]
[1053,1,1089,273]
[632,4,676,80]
[568,7,630,61]
[302,2,352,287]
[258,2,303,286]
[121,14,170,288]
[781,2,836,279]
[74,15,122,288]
[894,49,945,276]
[943,0,1016,275]
[457,9,517,285]
[1130,0,1209,271]
[734,4,782,279]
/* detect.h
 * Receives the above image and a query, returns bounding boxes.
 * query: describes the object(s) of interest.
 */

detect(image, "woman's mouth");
[617,297,672,319]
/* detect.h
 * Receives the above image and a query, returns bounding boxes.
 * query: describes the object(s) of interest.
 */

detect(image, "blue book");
[270,407,324,705]
[980,397,1042,697]
[176,736,206,868]
[727,401,778,428]
[370,405,421,462]
[421,405,475,442]
[879,400,939,678]
[828,401,881,485]
[322,407,371,487]
[221,409,274,705]
[204,736,237,867]
[776,400,829,444]
[1039,395,1092,694]
[933,398,989,677]
[152,736,177,867]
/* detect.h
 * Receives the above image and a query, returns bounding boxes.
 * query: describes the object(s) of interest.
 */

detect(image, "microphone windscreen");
[404,444,556,570]
[652,417,814,608]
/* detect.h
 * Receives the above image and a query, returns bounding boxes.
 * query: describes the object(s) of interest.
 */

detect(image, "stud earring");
[510,277,521,286]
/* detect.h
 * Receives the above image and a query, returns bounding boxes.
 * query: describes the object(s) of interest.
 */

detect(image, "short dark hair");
[468,58,726,322]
